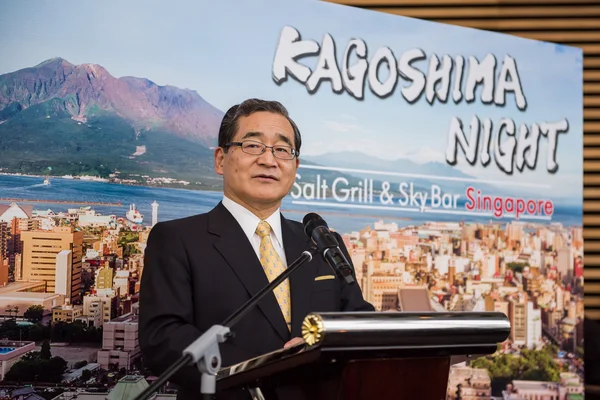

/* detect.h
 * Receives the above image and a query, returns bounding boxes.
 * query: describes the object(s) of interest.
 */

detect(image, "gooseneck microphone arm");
[134,248,317,400]
[222,249,315,328]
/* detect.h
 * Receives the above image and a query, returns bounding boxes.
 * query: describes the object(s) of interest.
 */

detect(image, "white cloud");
[401,147,446,164]
[339,113,358,121]
[322,120,362,133]
[302,137,382,157]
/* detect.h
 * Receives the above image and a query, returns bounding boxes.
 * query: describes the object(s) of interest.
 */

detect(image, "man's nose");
[256,148,278,165]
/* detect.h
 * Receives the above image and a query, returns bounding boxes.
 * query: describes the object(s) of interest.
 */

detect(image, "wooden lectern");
[216,311,511,400]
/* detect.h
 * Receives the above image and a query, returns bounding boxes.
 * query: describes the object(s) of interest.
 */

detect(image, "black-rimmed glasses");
[225,140,298,160]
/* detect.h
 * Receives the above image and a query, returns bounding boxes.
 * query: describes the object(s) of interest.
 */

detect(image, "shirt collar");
[222,195,284,247]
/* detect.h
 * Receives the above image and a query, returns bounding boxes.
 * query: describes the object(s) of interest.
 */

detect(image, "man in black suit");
[139,98,374,400]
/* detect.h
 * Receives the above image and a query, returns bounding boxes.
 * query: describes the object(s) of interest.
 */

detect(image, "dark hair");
[217,98,302,155]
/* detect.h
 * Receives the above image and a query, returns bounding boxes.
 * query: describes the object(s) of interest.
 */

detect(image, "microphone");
[303,213,356,284]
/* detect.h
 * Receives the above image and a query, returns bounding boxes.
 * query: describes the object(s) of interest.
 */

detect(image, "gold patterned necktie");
[255,220,291,330]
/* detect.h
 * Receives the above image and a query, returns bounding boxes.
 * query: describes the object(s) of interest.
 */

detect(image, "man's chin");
[249,192,285,204]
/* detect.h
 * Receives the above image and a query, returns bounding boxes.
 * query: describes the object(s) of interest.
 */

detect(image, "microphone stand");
[134,248,317,400]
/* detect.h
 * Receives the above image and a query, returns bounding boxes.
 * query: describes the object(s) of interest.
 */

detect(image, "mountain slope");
[302,151,473,179]
[0,57,223,146]
[0,98,220,187]
[0,57,226,187]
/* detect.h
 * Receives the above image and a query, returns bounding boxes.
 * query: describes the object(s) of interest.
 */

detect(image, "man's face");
[214,111,300,210]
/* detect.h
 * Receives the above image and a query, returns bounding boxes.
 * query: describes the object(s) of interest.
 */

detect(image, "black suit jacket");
[138,202,374,400]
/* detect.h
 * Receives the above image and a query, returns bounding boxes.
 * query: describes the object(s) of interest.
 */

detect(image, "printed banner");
[0,0,584,398]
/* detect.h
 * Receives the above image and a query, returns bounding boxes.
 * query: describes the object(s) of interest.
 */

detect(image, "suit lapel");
[281,215,317,338]
[209,202,290,342]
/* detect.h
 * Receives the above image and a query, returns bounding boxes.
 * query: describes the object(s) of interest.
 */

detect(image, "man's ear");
[214,147,225,176]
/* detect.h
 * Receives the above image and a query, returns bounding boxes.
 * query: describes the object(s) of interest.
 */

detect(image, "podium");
[217,311,510,400]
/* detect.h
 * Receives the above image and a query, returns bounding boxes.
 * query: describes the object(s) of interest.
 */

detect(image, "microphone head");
[302,212,327,237]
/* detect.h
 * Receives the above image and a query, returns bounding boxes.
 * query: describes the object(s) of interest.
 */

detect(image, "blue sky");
[0,0,583,200]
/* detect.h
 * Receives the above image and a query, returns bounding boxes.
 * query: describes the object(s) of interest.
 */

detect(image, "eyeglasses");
[225,140,298,160]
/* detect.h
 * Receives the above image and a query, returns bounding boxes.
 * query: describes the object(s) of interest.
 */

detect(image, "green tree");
[470,346,563,396]
[28,324,46,341]
[124,243,140,257]
[40,340,52,360]
[24,305,44,323]
[4,353,67,383]
[545,344,560,357]
[507,262,529,274]
[118,232,139,247]
[45,357,68,382]
[51,321,102,344]
[81,369,92,381]
[0,319,20,339]
[456,383,463,400]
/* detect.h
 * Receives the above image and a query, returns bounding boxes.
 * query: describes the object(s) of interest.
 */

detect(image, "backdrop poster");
[0,0,584,397]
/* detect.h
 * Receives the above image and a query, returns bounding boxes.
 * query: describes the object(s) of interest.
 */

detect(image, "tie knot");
[256,221,272,237]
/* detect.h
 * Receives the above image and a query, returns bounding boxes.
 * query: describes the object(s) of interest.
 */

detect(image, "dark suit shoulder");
[281,215,307,238]
[282,216,303,230]
[150,213,208,234]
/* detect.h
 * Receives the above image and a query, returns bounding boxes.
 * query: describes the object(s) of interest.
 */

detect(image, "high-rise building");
[526,301,543,349]
[20,226,83,303]
[0,222,7,261]
[509,299,527,346]
[96,265,114,290]
[97,305,140,370]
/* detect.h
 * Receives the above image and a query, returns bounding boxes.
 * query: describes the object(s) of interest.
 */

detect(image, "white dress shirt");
[221,196,288,267]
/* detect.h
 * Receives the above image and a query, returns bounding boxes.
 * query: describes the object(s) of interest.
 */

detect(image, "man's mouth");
[254,174,279,181]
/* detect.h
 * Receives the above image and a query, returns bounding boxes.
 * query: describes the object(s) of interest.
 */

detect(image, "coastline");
[0,171,224,192]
